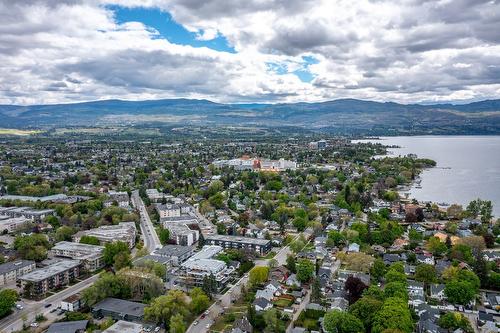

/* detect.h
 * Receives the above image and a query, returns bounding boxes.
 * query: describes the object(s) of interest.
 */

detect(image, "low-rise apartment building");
[0,216,31,233]
[73,222,137,249]
[153,245,194,266]
[205,235,272,255]
[178,245,234,290]
[0,259,36,286]
[0,206,55,222]
[51,241,105,271]
[18,259,82,297]
[161,216,199,246]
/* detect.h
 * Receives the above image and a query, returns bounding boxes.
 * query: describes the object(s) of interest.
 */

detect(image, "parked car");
[44,303,52,308]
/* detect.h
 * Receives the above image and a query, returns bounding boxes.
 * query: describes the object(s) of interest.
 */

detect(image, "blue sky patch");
[108,5,236,53]
[267,56,318,83]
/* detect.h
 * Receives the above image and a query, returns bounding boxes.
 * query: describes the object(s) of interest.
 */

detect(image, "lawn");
[273,298,293,308]
[264,251,277,259]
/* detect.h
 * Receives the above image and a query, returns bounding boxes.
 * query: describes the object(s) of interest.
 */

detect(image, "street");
[0,274,100,333]
[131,190,162,252]
[186,244,293,333]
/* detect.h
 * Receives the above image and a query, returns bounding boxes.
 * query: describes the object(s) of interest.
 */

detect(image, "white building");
[0,260,36,286]
[73,222,137,249]
[51,241,105,271]
[0,216,30,233]
[161,216,199,246]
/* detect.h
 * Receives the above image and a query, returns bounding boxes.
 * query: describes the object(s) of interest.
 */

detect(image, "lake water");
[356,136,500,217]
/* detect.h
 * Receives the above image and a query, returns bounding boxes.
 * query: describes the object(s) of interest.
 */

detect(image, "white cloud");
[0,0,499,104]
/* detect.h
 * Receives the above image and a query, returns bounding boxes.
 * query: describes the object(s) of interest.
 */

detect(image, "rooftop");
[154,245,193,257]
[206,234,271,246]
[93,297,146,318]
[20,259,81,282]
[103,320,143,333]
[0,259,35,275]
[46,320,88,333]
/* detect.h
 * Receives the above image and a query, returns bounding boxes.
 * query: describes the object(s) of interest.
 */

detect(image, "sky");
[0,0,499,105]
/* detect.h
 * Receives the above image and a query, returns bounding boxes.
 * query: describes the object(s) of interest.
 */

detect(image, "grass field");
[0,128,42,136]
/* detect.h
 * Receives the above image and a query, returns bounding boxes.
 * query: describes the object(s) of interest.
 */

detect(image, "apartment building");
[73,222,137,249]
[51,241,105,271]
[205,235,272,255]
[0,260,36,286]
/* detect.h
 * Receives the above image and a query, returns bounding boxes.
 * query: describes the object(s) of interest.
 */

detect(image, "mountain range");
[1,98,500,135]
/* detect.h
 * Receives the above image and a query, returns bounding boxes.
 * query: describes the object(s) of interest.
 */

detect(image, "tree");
[145,290,189,328]
[14,234,50,261]
[446,204,463,219]
[158,227,170,245]
[438,312,473,333]
[384,282,408,302]
[345,276,367,304]
[349,296,383,330]
[202,273,218,298]
[0,289,18,319]
[323,310,364,333]
[55,226,75,242]
[262,308,284,333]
[457,236,485,256]
[450,244,474,263]
[296,259,315,283]
[286,255,296,273]
[426,236,447,256]
[190,288,210,314]
[82,272,131,306]
[113,251,131,270]
[385,270,407,285]
[370,259,386,281]
[79,235,100,245]
[327,230,346,247]
[103,241,130,266]
[415,264,437,285]
[363,285,385,301]
[249,266,269,286]
[444,280,476,305]
[311,277,322,303]
[169,314,186,333]
[372,298,413,333]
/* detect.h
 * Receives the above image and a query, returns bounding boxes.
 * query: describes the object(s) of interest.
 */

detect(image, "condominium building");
[205,235,272,255]
[18,259,82,296]
[156,203,192,218]
[51,241,105,271]
[178,245,234,290]
[0,206,55,222]
[0,260,36,286]
[73,222,137,248]
[152,245,194,266]
[0,216,31,233]
[160,216,199,246]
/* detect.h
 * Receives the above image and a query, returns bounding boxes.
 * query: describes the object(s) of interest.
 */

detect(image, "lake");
[356,136,500,217]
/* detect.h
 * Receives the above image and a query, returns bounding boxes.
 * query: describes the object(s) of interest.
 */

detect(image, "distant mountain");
[1,98,499,135]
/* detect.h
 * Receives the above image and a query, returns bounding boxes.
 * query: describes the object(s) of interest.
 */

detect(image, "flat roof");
[206,234,271,246]
[46,320,88,333]
[20,259,81,282]
[93,297,146,318]
[154,245,193,257]
[103,320,143,333]
[0,259,35,275]
[53,241,104,253]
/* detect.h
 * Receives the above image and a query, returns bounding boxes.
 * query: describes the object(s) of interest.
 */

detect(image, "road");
[0,274,99,333]
[286,289,311,333]
[131,190,161,252]
[187,244,293,333]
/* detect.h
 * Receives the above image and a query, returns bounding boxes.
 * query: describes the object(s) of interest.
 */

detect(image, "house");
[61,293,83,312]
[291,327,307,333]
[46,320,88,333]
[383,253,406,265]
[430,284,446,301]
[477,311,495,327]
[265,280,282,295]
[330,297,349,311]
[404,264,416,276]
[103,320,144,333]
[232,317,253,333]
[408,281,425,306]
[270,266,289,282]
[253,297,273,312]
[255,288,275,302]
[92,298,146,323]
[347,243,360,253]
[285,274,301,287]
[435,259,451,275]
[416,254,435,265]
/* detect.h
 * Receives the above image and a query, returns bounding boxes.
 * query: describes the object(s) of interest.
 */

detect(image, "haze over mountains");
[1,98,500,135]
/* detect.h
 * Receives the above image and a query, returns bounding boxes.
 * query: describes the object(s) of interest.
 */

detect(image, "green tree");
[450,244,473,263]
[415,264,437,285]
[370,259,386,281]
[286,254,297,273]
[262,308,284,333]
[55,226,75,242]
[438,312,473,333]
[190,288,210,314]
[158,227,170,245]
[0,289,18,318]
[384,282,408,302]
[79,235,100,245]
[145,290,189,328]
[103,241,130,266]
[311,277,322,303]
[323,310,364,333]
[426,236,447,256]
[249,266,269,286]
[14,234,50,261]
[385,270,407,285]
[328,230,346,247]
[296,259,315,283]
[169,314,186,333]
[372,298,413,333]
[349,296,383,330]
[444,280,476,305]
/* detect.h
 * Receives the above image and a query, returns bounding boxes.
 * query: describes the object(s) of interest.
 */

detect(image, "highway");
[0,274,100,333]
[131,190,162,252]
[186,244,293,333]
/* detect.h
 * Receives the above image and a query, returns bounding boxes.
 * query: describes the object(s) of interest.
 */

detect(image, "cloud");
[0,0,499,104]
